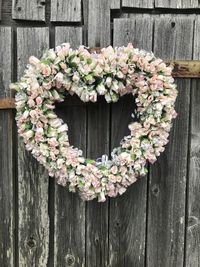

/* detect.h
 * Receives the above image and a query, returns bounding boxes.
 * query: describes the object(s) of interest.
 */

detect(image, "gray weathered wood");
[0,26,14,267]
[86,4,111,264]
[17,27,49,267]
[109,16,153,266]
[122,0,154,8]
[0,111,14,267]
[51,0,81,22]
[155,0,199,8]
[88,0,111,47]
[54,27,86,267]
[0,0,2,20]
[12,0,45,21]
[0,27,12,98]
[147,16,194,267]
[55,27,83,47]
[185,17,200,267]
[86,100,110,267]
[110,0,121,9]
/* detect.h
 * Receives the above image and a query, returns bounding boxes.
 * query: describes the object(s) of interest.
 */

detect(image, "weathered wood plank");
[86,3,111,264]
[0,0,2,20]
[147,16,193,267]
[0,111,14,266]
[122,0,154,8]
[110,0,120,9]
[54,27,86,267]
[12,0,45,21]
[0,97,15,109]
[155,0,199,8]
[108,16,153,266]
[86,100,110,267]
[185,17,200,267]
[88,0,111,47]
[17,27,49,267]
[0,27,12,98]
[0,26,14,267]
[51,0,81,22]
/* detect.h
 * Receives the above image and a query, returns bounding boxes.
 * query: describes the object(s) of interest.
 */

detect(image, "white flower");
[29,56,40,65]
[58,124,68,133]
[96,84,107,95]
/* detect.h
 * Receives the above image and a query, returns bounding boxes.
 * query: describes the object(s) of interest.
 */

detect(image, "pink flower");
[29,56,40,65]
[111,165,118,175]
[36,97,43,105]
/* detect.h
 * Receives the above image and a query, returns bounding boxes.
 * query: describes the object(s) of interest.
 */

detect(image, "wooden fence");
[0,0,200,266]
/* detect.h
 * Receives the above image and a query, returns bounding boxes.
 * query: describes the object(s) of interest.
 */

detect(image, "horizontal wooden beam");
[166,60,200,78]
[0,60,200,109]
[0,97,15,109]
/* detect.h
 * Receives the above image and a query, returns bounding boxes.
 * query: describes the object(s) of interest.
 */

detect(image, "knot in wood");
[26,236,36,248]
[65,254,75,266]
[151,184,160,196]
[188,216,198,228]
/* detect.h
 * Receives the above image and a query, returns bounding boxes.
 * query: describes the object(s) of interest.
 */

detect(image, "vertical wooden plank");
[86,100,110,267]
[147,16,193,267]
[51,0,81,22]
[122,0,154,8]
[0,26,14,267]
[88,0,111,47]
[86,2,110,264]
[17,27,49,267]
[0,0,2,20]
[54,27,86,267]
[185,17,200,267]
[110,0,121,9]
[109,16,153,266]
[155,0,199,9]
[0,27,12,98]
[12,0,45,21]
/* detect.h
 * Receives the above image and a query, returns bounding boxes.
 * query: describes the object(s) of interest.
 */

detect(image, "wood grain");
[86,100,110,267]
[185,17,200,267]
[86,5,111,262]
[0,27,12,98]
[108,16,153,266]
[155,0,199,8]
[110,0,121,9]
[0,26,14,267]
[122,0,154,8]
[88,0,111,47]
[0,0,2,20]
[51,0,81,22]
[54,27,86,267]
[12,0,45,21]
[17,27,49,267]
[147,15,194,267]
[0,111,15,267]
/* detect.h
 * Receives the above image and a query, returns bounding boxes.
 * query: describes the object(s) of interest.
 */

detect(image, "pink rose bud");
[29,56,40,66]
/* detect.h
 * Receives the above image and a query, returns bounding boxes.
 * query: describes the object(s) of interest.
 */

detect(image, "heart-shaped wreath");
[11,43,177,202]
